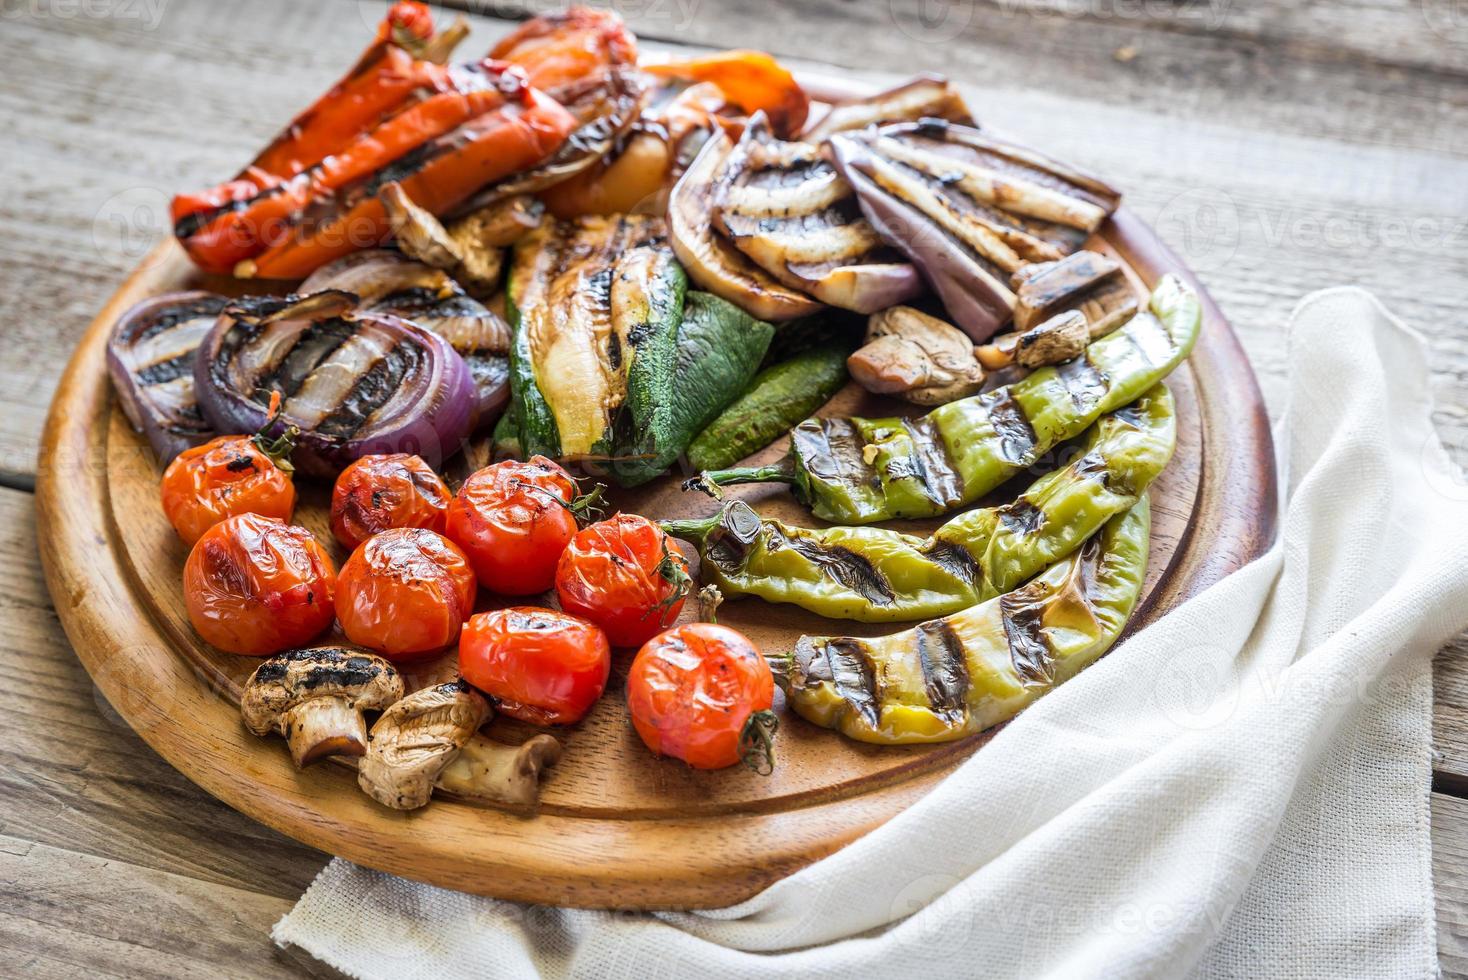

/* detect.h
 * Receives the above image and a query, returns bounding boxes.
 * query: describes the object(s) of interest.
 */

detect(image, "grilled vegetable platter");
[41,2,1277,906]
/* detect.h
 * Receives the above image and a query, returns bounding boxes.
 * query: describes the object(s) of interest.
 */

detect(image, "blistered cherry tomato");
[555,513,690,647]
[335,528,476,660]
[330,453,451,551]
[445,456,579,595]
[627,623,776,772]
[183,513,336,656]
[161,434,295,545]
[458,607,610,725]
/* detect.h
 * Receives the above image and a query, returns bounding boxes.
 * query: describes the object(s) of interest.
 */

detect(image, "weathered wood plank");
[0,836,299,980]
[0,486,327,898]
[1436,793,1468,977]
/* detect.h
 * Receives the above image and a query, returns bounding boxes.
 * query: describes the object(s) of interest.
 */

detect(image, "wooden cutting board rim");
[35,78,1278,910]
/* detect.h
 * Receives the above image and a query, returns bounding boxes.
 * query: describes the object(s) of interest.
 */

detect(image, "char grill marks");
[215,297,430,441]
[915,620,969,720]
[710,118,919,312]
[794,636,881,728]
[108,292,232,450]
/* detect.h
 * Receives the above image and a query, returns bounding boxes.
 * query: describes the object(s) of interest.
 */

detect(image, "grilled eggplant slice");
[1011,249,1139,334]
[668,128,823,322]
[300,250,511,425]
[828,119,1122,341]
[506,214,686,462]
[106,291,231,463]
[801,74,973,142]
[711,118,922,314]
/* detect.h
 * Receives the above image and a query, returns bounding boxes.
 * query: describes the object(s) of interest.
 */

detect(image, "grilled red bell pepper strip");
[172,1,474,274]
[241,81,576,280]
[487,6,637,96]
[642,50,810,138]
[180,63,535,275]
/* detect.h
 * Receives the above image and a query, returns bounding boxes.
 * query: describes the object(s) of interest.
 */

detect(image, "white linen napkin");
[275,287,1464,979]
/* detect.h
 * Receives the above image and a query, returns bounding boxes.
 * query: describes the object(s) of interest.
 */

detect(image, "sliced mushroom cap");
[357,681,562,811]
[976,309,1090,371]
[847,305,984,406]
[241,647,404,768]
[437,734,562,808]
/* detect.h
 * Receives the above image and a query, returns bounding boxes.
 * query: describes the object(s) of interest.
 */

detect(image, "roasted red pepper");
[171,2,471,272]
[242,77,574,279]
[487,6,637,96]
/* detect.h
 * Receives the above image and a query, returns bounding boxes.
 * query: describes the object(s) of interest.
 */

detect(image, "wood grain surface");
[4,0,1468,973]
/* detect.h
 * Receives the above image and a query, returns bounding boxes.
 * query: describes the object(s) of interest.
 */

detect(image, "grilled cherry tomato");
[627,622,777,772]
[330,453,451,551]
[183,513,337,656]
[160,404,297,546]
[445,456,583,595]
[335,527,476,660]
[555,513,691,648]
[458,607,610,725]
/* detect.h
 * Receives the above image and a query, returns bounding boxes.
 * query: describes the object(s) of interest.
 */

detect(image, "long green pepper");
[691,275,1200,524]
[771,498,1150,744]
[663,385,1174,622]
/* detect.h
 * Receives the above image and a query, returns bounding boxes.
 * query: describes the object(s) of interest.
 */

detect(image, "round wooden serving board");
[37,85,1277,908]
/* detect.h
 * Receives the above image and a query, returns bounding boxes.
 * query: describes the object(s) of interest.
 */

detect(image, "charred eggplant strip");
[772,499,1149,744]
[667,385,1172,622]
[692,276,1199,524]
[801,74,974,142]
[711,118,922,313]
[195,291,476,476]
[106,291,232,463]
[828,120,1122,341]
[1011,249,1140,334]
[668,128,824,322]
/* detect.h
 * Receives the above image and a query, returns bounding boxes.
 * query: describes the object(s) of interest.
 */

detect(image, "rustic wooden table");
[3,0,1467,975]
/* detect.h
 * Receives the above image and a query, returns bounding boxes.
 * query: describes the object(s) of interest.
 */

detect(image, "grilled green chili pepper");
[664,385,1172,622]
[686,341,850,473]
[691,275,1199,524]
[771,498,1149,744]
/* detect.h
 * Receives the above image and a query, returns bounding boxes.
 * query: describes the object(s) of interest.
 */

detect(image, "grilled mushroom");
[381,183,544,295]
[241,647,404,768]
[975,309,1090,371]
[847,305,985,405]
[357,682,562,810]
[1011,250,1139,334]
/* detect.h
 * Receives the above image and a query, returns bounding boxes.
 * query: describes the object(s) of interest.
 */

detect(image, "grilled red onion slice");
[195,291,477,477]
[300,250,510,423]
[106,291,231,463]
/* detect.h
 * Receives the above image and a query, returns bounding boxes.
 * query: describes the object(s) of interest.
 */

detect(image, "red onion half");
[106,290,231,463]
[194,290,477,478]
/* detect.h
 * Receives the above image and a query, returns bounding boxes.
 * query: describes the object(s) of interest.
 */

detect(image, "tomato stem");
[251,389,299,473]
[738,709,778,776]
[652,536,693,622]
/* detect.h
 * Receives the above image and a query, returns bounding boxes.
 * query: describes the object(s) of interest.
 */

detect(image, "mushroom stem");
[282,695,368,767]
[435,734,563,808]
